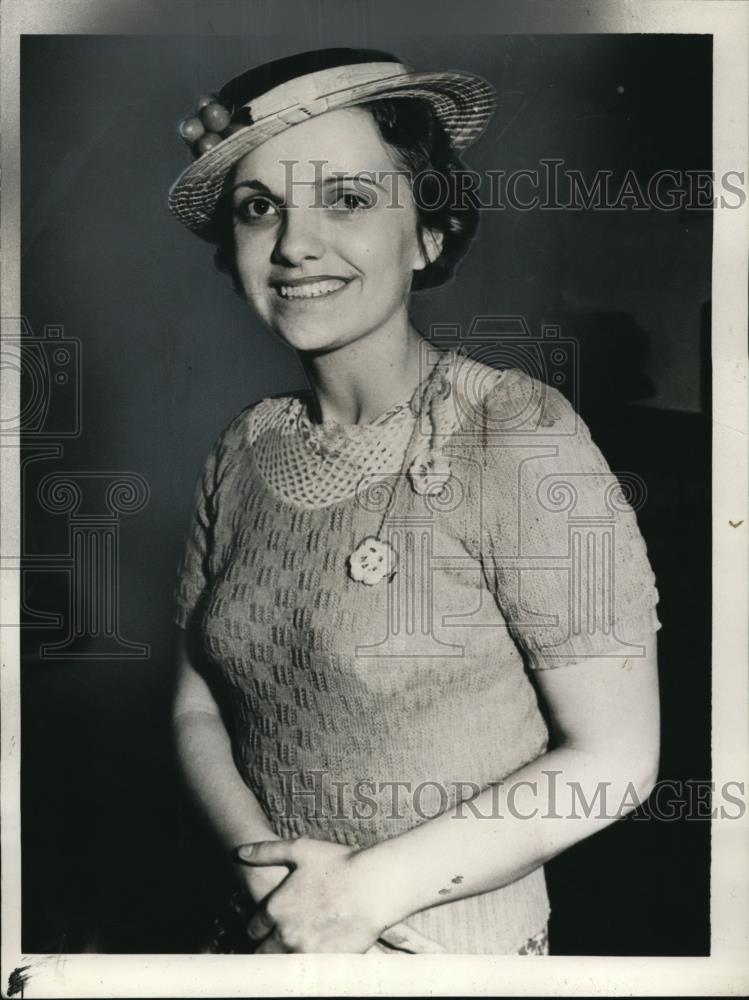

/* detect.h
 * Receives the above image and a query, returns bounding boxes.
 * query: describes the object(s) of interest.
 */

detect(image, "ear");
[414,228,444,271]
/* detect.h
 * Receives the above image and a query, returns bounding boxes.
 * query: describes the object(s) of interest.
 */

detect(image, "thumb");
[235,840,297,867]
[380,922,447,954]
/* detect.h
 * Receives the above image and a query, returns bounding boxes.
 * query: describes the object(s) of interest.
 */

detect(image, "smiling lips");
[274,276,351,300]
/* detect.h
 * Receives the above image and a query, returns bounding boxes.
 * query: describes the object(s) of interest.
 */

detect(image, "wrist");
[349,843,418,929]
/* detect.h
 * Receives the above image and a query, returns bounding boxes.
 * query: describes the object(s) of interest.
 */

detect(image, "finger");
[245,906,275,944]
[379,922,447,954]
[253,931,288,954]
[366,940,394,954]
[235,840,298,867]
[229,891,250,918]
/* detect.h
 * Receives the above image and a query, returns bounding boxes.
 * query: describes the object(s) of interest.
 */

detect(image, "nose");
[271,205,325,266]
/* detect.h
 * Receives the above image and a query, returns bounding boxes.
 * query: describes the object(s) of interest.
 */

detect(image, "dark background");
[20,33,711,954]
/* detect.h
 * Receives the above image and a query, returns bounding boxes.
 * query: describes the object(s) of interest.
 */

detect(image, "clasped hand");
[235,837,445,955]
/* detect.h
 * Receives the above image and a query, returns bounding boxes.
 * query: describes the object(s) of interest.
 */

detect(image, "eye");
[328,189,375,212]
[234,195,280,224]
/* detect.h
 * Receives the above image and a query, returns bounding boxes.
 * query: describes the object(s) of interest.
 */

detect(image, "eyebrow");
[232,179,276,197]
[231,174,390,199]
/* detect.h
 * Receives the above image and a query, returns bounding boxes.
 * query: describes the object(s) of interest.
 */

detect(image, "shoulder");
[217,391,303,448]
[444,352,581,440]
[477,362,578,436]
[202,391,301,473]
[443,354,616,504]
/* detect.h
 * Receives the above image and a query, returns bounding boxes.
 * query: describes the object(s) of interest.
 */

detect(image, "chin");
[270,322,348,354]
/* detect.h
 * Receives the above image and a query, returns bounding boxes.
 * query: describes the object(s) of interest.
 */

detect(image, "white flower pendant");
[347,536,398,586]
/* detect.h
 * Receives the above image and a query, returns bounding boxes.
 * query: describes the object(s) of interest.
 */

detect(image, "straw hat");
[168,46,496,236]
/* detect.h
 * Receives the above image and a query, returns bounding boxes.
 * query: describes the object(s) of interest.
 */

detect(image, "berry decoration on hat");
[200,102,232,132]
[178,95,236,159]
[195,93,218,110]
[196,132,223,155]
[179,116,205,143]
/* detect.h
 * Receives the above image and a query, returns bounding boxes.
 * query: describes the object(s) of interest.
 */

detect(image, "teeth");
[277,279,347,299]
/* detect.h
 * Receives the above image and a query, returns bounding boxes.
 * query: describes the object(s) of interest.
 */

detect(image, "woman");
[169,47,662,955]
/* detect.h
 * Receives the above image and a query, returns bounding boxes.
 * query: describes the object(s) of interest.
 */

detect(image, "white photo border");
[1,0,747,996]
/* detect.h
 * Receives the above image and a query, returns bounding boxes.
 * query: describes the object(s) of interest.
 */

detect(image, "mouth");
[273,277,353,302]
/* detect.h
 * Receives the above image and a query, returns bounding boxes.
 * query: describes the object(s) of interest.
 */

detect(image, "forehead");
[232,106,400,185]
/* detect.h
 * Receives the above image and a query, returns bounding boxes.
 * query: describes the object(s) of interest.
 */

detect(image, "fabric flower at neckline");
[408,449,452,497]
[347,536,398,585]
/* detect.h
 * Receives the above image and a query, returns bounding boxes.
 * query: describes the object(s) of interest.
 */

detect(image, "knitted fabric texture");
[174,350,662,954]
[252,361,440,509]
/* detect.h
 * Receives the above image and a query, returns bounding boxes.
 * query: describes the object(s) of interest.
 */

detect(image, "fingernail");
[236,844,254,860]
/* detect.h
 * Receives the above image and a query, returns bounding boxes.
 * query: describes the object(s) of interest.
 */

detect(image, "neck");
[298,318,440,426]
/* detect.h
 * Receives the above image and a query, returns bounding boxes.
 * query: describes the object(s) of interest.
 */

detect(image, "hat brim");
[167,69,496,236]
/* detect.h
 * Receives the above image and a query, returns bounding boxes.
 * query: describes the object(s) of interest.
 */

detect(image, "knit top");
[173,348,662,954]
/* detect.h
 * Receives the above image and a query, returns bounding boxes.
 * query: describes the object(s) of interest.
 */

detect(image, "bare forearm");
[354,744,657,927]
[173,709,280,854]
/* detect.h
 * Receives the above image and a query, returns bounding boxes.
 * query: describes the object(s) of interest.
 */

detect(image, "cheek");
[355,215,421,280]
[233,234,271,290]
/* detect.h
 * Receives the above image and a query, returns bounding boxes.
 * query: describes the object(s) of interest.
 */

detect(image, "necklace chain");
[293,352,450,458]
[369,350,452,541]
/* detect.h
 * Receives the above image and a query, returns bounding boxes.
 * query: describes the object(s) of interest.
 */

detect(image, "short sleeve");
[173,410,248,631]
[471,371,662,671]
